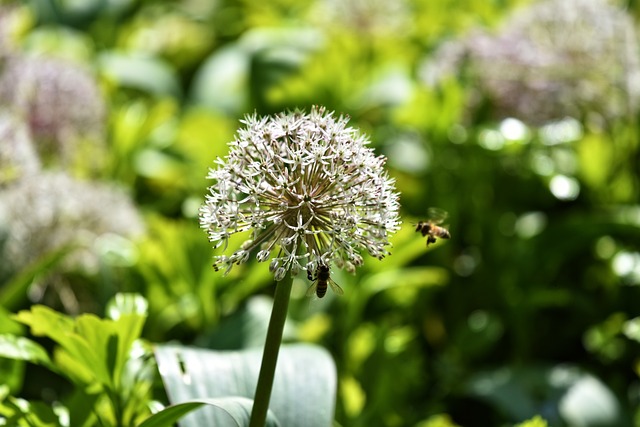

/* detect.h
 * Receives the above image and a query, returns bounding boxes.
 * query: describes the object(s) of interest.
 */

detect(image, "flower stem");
[249,270,293,427]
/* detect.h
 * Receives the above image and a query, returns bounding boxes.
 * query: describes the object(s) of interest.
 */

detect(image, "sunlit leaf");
[623,317,640,343]
[13,301,147,390]
[189,44,250,115]
[137,397,280,427]
[467,365,622,426]
[0,396,69,427]
[0,335,53,369]
[98,52,182,97]
[197,295,294,350]
[363,266,449,296]
[155,343,336,427]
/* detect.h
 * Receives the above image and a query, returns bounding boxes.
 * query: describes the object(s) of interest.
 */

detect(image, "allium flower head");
[200,106,400,281]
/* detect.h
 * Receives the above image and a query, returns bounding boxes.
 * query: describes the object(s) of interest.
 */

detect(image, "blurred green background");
[1,0,640,425]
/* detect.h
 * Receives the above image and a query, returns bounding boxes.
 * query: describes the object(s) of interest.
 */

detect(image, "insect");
[306,264,344,298]
[415,207,451,246]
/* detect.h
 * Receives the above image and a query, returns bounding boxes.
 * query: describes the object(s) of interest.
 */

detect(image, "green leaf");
[155,343,336,427]
[13,299,147,390]
[623,317,640,343]
[0,246,73,310]
[0,396,69,427]
[197,296,295,350]
[514,415,549,427]
[138,397,280,427]
[189,44,250,115]
[363,266,449,296]
[0,335,53,369]
[189,28,321,115]
[0,308,25,392]
[105,294,148,389]
[98,52,182,98]
[13,306,75,349]
[0,305,23,336]
[467,365,622,426]
[0,335,53,393]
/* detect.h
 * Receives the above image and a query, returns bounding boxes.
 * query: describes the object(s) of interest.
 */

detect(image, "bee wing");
[305,282,318,297]
[426,207,448,224]
[328,278,344,296]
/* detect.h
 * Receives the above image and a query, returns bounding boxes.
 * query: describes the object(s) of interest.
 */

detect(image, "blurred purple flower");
[0,54,107,167]
[422,0,640,124]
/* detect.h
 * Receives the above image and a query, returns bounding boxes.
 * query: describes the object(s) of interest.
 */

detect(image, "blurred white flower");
[0,172,144,274]
[423,0,640,124]
[200,106,400,281]
[0,111,40,186]
[313,0,410,36]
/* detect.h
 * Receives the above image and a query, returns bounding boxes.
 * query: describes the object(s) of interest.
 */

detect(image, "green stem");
[249,270,293,427]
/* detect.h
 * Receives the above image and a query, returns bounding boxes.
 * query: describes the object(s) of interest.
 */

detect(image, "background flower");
[0,54,106,169]
[200,106,400,281]
[422,0,640,124]
[0,171,144,275]
[0,111,40,186]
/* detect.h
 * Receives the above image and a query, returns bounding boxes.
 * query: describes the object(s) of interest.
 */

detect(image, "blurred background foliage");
[1,0,640,425]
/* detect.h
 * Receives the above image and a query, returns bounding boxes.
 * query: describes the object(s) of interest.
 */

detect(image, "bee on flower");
[199,106,401,285]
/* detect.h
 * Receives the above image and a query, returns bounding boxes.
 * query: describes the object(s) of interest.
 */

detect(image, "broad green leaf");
[0,335,53,369]
[623,317,640,343]
[64,388,100,427]
[0,306,25,392]
[13,306,75,348]
[104,293,148,389]
[197,296,296,350]
[13,300,147,390]
[189,44,250,115]
[155,343,336,427]
[190,28,321,115]
[98,52,182,97]
[72,314,116,387]
[138,397,280,427]
[467,365,622,426]
[559,375,620,427]
[363,266,449,296]
[0,396,69,427]
[53,347,96,386]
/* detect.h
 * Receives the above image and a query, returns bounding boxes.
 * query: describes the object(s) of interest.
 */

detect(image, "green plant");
[0,294,152,427]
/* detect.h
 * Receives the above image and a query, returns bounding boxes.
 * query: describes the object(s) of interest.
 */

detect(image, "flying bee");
[415,207,451,246]
[306,264,344,299]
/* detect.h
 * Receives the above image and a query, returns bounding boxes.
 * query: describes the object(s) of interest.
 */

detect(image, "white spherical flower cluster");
[200,106,401,281]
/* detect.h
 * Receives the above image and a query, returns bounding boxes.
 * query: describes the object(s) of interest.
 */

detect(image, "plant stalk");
[249,270,293,427]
